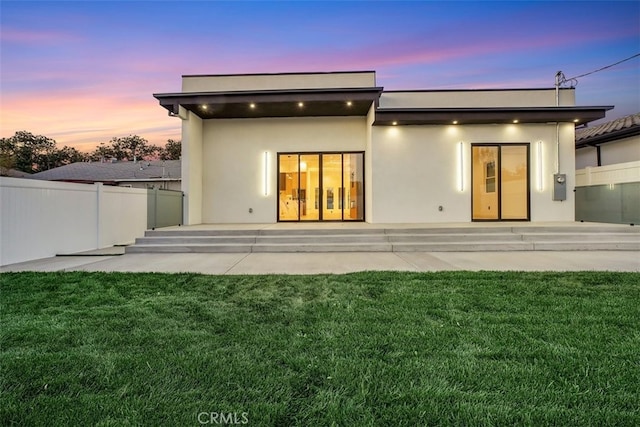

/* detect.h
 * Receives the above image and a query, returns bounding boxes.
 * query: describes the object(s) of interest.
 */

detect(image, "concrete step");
[532,241,640,251]
[135,236,257,245]
[126,244,252,253]
[387,233,524,243]
[126,224,640,254]
[521,233,640,242]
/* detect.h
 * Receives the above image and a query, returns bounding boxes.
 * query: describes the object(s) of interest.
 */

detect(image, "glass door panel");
[300,154,320,220]
[472,146,499,220]
[277,152,365,222]
[501,145,528,220]
[278,154,299,221]
[322,154,343,220]
[343,153,364,220]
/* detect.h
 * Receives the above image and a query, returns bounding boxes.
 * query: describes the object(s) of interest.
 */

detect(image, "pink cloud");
[0,27,80,44]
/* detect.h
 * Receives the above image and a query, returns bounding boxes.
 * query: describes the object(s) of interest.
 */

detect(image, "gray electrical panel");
[553,173,567,201]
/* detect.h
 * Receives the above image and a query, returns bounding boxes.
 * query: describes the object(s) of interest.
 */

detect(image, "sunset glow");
[1,1,638,152]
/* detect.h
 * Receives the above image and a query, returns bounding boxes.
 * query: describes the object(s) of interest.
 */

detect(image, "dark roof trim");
[182,70,376,78]
[382,88,573,93]
[575,126,640,148]
[154,87,383,119]
[373,106,613,126]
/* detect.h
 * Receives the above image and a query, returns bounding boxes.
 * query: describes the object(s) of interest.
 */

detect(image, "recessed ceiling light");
[513,119,519,124]
[250,103,256,109]
[392,121,398,126]
[298,102,304,107]
[573,119,579,123]
[346,101,353,106]
[201,105,208,110]
[452,120,458,125]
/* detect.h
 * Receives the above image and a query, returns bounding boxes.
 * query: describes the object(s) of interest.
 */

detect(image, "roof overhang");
[576,126,640,148]
[154,87,383,119]
[115,178,181,183]
[373,106,614,126]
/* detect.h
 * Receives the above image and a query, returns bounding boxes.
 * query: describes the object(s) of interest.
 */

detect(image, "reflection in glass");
[278,152,364,221]
[472,145,528,221]
[501,145,528,220]
[472,146,499,220]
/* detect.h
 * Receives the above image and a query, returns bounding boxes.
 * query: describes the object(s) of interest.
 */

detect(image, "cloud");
[0,27,80,44]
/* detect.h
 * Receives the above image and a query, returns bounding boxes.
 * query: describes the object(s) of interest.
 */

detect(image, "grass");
[1,271,639,426]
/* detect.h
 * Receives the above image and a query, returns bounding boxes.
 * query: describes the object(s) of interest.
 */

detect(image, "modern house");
[29,159,181,190]
[153,71,611,225]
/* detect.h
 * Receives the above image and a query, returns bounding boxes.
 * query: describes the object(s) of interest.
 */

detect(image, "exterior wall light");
[536,141,544,192]
[392,121,398,126]
[457,141,465,192]
[263,151,269,196]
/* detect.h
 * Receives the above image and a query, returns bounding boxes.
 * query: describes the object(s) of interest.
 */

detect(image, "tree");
[48,146,87,168]
[87,142,117,162]
[0,137,16,175]
[109,135,160,161]
[0,131,90,174]
[160,139,181,160]
[0,131,57,173]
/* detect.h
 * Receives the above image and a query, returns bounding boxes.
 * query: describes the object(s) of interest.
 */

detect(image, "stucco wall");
[601,136,640,165]
[576,135,640,168]
[379,89,575,109]
[370,123,576,223]
[183,72,376,93]
[182,111,203,224]
[201,116,367,223]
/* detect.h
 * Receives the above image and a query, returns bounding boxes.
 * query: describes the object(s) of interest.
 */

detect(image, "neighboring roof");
[575,112,640,148]
[29,160,181,184]
[0,168,30,178]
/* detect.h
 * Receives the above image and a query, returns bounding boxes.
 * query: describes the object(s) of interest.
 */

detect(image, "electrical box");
[553,173,566,201]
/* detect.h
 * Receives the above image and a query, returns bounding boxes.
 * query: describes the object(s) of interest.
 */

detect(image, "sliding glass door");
[278,152,364,221]
[472,144,529,221]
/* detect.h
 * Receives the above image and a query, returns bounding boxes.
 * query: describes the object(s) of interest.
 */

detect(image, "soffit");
[154,87,383,119]
[373,106,614,126]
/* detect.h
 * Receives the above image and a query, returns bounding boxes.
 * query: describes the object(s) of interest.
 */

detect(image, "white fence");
[576,161,640,186]
[0,178,148,266]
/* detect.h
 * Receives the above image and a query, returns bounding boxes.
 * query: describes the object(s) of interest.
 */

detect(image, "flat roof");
[154,87,384,119]
[373,106,613,126]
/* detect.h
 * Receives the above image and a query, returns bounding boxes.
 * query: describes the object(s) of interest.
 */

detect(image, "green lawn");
[1,271,639,426]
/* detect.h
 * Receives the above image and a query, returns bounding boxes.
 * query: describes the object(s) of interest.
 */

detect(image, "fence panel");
[147,188,183,229]
[0,178,147,266]
[575,182,640,225]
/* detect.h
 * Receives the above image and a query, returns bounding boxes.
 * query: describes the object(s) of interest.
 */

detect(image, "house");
[0,168,30,178]
[29,159,181,190]
[153,71,611,225]
[574,112,640,225]
[575,112,640,169]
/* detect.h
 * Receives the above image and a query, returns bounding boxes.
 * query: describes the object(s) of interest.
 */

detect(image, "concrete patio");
[2,222,638,274]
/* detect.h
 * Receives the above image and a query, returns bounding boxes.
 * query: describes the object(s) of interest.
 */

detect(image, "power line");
[567,53,640,80]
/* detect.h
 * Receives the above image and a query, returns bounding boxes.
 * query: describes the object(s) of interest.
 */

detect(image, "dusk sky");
[1,1,639,152]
